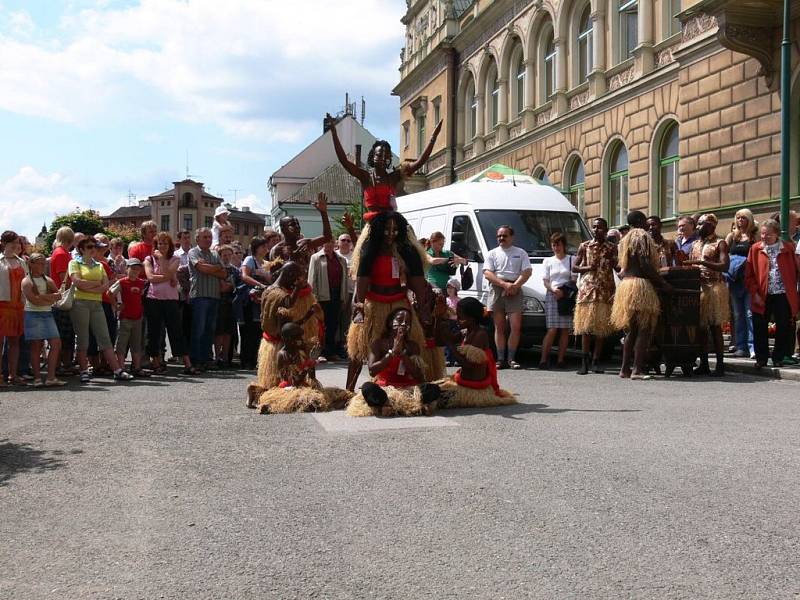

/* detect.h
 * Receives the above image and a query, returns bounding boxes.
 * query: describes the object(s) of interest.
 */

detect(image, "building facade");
[102,179,267,247]
[394,0,800,228]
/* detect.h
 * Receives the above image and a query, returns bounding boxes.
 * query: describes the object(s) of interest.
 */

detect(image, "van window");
[475,209,590,256]
[451,215,482,262]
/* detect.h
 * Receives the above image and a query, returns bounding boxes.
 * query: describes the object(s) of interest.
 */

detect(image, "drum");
[657,267,702,377]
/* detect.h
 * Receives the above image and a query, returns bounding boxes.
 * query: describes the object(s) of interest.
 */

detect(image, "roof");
[281,162,362,206]
[103,205,152,219]
[454,0,473,16]
[227,207,268,223]
[149,179,224,202]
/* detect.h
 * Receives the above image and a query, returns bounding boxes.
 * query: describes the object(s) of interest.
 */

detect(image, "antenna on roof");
[229,188,240,205]
[127,189,135,205]
[361,96,366,125]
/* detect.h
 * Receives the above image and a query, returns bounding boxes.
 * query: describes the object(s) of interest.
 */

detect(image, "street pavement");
[2,360,800,599]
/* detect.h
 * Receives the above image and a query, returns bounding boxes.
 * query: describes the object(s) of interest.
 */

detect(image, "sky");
[0,0,406,240]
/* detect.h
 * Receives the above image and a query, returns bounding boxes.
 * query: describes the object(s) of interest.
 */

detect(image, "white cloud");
[0,166,79,240]
[0,0,404,140]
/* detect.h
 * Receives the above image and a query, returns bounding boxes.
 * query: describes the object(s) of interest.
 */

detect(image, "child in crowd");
[21,253,66,386]
[211,206,231,247]
[109,238,127,276]
[112,259,147,376]
[214,245,239,368]
[445,277,461,366]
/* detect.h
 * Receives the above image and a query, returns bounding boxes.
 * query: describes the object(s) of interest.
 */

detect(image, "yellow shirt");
[68,259,105,302]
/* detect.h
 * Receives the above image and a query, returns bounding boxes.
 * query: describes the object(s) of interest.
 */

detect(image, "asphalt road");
[2,361,799,599]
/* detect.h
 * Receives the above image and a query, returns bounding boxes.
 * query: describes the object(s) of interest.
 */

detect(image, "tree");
[43,210,141,256]
[334,195,364,238]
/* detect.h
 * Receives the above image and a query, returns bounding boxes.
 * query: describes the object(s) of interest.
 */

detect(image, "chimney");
[241,206,250,212]
[323,114,335,134]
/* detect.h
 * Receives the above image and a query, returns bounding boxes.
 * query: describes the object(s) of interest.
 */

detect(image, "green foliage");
[43,210,140,256]
[333,195,364,237]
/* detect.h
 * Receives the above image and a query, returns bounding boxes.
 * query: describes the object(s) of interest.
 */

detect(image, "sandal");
[130,369,151,378]
[508,360,522,370]
[182,367,200,375]
[152,364,168,375]
[10,377,29,386]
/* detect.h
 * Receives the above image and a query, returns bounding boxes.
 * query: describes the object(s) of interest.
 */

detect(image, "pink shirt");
[145,255,180,301]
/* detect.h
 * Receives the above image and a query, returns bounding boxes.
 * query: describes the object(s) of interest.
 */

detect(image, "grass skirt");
[610,277,660,332]
[422,346,446,381]
[700,280,729,327]
[258,384,353,414]
[574,301,614,337]
[281,292,321,347]
[435,377,516,409]
[346,298,425,363]
[350,221,429,279]
[254,338,280,389]
[346,385,428,417]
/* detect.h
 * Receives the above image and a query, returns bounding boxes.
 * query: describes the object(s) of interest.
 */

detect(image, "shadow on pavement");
[0,439,67,487]
[444,403,642,420]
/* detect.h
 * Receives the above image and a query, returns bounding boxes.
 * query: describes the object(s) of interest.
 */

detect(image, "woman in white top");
[540,232,576,369]
[21,253,66,386]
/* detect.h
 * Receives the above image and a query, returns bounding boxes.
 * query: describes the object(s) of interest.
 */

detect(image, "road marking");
[311,412,459,433]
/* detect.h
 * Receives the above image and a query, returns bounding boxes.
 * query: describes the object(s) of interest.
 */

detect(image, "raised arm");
[327,113,367,182]
[301,192,334,252]
[402,120,443,176]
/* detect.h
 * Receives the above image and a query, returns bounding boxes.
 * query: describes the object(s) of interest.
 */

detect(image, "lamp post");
[780,0,792,240]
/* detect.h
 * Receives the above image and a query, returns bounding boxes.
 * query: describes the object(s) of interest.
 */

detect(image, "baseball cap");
[214,206,230,217]
[126,258,143,267]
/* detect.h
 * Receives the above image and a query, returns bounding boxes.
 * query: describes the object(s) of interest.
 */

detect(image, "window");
[417,115,426,155]
[578,5,593,84]
[618,0,638,61]
[489,67,500,128]
[476,209,590,256]
[234,222,240,234]
[608,143,629,225]
[659,123,680,218]
[665,0,681,38]
[567,158,586,216]
[183,213,193,231]
[182,192,194,207]
[204,216,213,228]
[160,214,170,232]
[543,31,556,102]
[244,223,250,236]
[469,86,478,139]
[533,166,550,184]
[515,53,526,116]
[433,97,441,126]
[450,214,482,262]
[403,122,410,148]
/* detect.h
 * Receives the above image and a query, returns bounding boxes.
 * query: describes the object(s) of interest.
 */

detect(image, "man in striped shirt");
[188,227,229,369]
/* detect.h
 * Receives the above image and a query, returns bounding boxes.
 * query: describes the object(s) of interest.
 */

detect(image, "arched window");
[608,143,629,225]
[515,52,526,116]
[464,78,477,140]
[618,0,638,62]
[470,91,478,138]
[489,66,500,129]
[577,5,593,84]
[658,122,680,218]
[543,30,556,102]
[533,166,551,184]
[567,157,586,215]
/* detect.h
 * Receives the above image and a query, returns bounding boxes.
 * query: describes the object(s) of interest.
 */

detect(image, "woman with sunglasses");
[68,237,133,383]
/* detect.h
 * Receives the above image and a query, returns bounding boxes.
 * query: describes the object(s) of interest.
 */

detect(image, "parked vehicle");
[397,164,590,347]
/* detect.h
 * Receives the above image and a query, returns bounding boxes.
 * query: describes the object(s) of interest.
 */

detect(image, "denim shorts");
[24,311,60,341]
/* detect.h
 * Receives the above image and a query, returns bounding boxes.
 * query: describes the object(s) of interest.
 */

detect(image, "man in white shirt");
[483,225,532,369]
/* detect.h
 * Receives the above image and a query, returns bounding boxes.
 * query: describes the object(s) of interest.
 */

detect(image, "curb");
[724,361,800,382]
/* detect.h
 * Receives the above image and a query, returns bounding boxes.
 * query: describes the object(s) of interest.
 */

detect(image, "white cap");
[214,205,230,217]
[447,277,461,291]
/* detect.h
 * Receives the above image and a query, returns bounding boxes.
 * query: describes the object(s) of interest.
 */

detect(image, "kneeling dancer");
[610,222,670,380]
[256,323,351,414]
[346,307,441,417]
[436,297,516,408]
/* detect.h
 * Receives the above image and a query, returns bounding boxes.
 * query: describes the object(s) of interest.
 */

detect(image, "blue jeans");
[730,282,754,354]
[190,297,219,364]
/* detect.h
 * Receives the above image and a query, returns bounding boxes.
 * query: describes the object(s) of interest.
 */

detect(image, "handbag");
[460,263,474,291]
[556,256,578,316]
[54,281,74,311]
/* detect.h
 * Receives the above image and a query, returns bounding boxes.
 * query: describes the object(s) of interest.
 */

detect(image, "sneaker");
[113,370,134,381]
[317,356,328,363]
[733,349,748,358]
[44,378,67,387]
[32,379,43,388]
[21,373,34,381]
[79,371,91,383]
[509,360,522,370]
[783,356,799,365]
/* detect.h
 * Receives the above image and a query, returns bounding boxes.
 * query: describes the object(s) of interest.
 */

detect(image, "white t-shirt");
[484,245,531,282]
[542,254,575,288]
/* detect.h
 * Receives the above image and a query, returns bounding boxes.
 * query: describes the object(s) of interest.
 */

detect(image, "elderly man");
[188,227,230,370]
[483,225,532,369]
[309,241,349,362]
[674,215,699,265]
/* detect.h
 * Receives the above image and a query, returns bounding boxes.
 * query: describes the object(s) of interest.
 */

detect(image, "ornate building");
[394,0,800,226]
[102,179,267,246]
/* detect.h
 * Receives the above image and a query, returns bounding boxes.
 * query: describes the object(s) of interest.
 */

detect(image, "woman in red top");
[346,308,440,417]
[0,231,28,385]
[344,211,428,391]
[744,219,800,368]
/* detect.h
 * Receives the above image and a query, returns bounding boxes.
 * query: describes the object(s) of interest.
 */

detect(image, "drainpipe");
[446,46,459,184]
[780,0,791,240]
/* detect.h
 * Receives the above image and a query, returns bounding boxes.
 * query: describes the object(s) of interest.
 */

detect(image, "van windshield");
[475,210,590,256]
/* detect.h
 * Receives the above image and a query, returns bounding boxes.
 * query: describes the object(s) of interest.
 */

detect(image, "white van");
[397,168,590,346]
